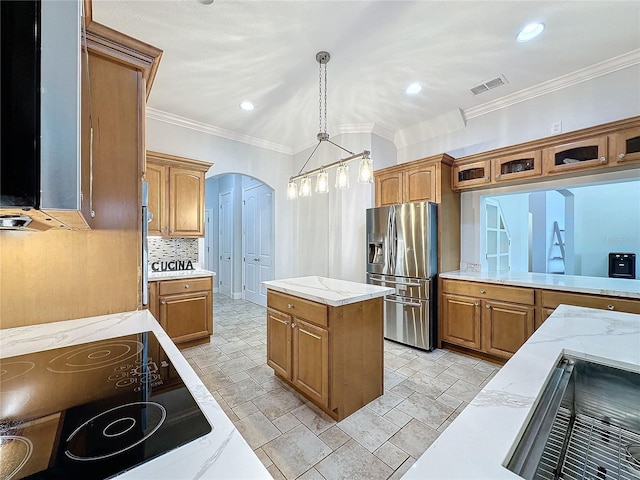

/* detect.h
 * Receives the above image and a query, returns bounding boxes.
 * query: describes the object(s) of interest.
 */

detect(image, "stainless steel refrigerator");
[366,202,438,350]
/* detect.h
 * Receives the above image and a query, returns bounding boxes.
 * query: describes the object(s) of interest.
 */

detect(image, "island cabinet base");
[266,290,384,421]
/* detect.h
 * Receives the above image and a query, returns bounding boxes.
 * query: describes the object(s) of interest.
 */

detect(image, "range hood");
[0,0,82,230]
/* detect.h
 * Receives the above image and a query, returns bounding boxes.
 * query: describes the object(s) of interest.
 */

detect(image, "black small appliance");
[608,252,636,279]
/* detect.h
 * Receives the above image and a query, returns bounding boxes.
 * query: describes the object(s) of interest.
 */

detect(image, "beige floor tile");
[260,376,287,392]
[253,387,305,420]
[291,403,336,435]
[384,353,412,370]
[445,379,483,403]
[232,400,259,419]
[396,392,454,429]
[387,456,417,480]
[267,464,286,480]
[253,447,273,468]
[217,378,267,408]
[228,371,251,383]
[318,426,351,450]
[272,412,302,434]
[400,372,451,399]
[337,406,400,453]
[374,441,410,469]
[263,425,332,480]
[200,370,234,392]
[388,383,415,399]
[436,392,463,409]
[383,407,413,428]
[442,362,491,386]
[389,418,439,458]
[246,363,277,384]
[410,357,449,377]
[296,467,326,480]
[365,390,404,416]
[234,411,281,449]
[383,369,408,389]
[315,440,393,480]
[218,356,259,375]
[194,351,231,367]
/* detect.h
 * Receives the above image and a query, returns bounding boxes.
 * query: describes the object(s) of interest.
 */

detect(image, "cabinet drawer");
[541,290,640,314]
[158,277,212,295]
[268,290,328,327]
[442,279,534,305]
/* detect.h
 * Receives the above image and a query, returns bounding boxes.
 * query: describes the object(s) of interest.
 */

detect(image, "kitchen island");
[262,276,393,421]
[0,310,270,479]
[403,304,640,479]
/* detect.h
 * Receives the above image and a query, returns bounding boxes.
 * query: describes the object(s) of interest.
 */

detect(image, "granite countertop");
[0,310,270,479]
[439,270,640,299]
[403,304,640,479]
[149,268,216,281]
[262,276,394,307]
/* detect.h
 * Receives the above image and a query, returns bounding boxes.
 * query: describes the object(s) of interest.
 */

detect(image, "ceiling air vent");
[470,75,508,95]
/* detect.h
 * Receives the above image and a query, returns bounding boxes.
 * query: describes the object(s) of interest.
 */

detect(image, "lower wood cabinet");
[266,290,382,421]
[149,276,213,348]
[440,279,534,360]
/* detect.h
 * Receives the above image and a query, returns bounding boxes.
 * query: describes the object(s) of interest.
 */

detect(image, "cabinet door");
[482,300,534,359]
[292,318,329,408]
[542,136,608,175]
[267,308,292,379]
[452,160,491,190]
[492,151,541,183]
[610,126,640,165]
[146,162,168,236]
[403,164,438,203]
[375,172,402,207]
[536,308,555,331]
[441,293,481,350]
[169,167,205,237]
[159,291,211,345]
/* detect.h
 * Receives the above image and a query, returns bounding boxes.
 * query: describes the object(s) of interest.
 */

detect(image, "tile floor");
[182,294,501,480]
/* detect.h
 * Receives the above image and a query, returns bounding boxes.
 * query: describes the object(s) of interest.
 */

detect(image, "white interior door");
[205,208,214,271]
[485,199,511,272]
[242,184,273,306]
[219,191,232,297]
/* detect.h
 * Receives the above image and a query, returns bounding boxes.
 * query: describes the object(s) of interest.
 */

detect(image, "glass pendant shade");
[315,170,329,193]
[300,176,312,197]
[357,155,373,184]
[286,180,298,200]
[335,164,349,189]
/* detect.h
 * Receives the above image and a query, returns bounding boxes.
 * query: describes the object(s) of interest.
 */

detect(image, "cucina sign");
[151,260,195,272]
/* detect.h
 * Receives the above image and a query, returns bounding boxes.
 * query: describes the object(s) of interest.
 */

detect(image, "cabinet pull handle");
[607,304,615,310]
[474,301,480,306]
[287,303,294,309]
[479,289,486,294]
[599,156,606,163]
[185,284,190,289]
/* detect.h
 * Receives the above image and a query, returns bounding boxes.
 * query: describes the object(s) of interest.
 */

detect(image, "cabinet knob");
[161,300,166,305]
[599,156,606,163]
[495,174,501,179]
[618,153,626,159]
[170,230,175,234]
[474,301,480,307]
[484,176,489,180]
[486,303,491,309]
[479,289,486,294]
[185,284,190,289]
[284,321,289,326]
[287,303,294,309]
[291,323,296,329]
[607,304,615,310]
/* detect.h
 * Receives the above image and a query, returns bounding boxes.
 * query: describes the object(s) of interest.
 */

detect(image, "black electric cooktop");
[0,331,212,479]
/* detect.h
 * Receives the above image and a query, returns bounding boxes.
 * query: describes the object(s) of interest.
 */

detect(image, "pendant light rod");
[290,149,370,182]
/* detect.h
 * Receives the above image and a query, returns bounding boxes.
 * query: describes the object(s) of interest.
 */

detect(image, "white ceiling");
[92,1,640,154]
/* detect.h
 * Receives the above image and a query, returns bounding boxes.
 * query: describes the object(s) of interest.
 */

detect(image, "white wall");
[146,118,295,280]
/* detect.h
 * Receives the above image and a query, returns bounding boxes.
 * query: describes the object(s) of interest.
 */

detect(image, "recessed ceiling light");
[240,101,254,111]
[516,22,544,42]
[405,82,422,95]
[197,0,214,5]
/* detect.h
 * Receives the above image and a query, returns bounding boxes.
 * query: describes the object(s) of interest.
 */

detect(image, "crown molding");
[337,123,396,143]
[464,49,640,120]
[146,108,293,155]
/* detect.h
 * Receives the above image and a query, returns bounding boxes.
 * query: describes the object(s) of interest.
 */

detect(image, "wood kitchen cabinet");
[452,160,492,189]
[492,150,542,183]
[266,290,382,421]
[440,279,535,360]
[146,151,213,237]
[542,135,608,175]
[149,276,213,347]
[610,126,640,165]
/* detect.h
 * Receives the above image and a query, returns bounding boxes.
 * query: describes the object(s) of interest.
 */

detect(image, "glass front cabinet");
[492,150,542,183]
[542,136,608,175]
[452,160,491,189]
[610,126,640,165]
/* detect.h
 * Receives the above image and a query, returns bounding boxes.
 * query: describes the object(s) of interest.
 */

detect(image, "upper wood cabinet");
[146,151,213,237]
[542,136,608,175]
[451,116,639,191]
[374,171,403,206]
[610,126,640,165]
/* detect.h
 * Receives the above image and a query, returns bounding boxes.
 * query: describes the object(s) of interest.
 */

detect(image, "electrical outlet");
[551,121,562,134]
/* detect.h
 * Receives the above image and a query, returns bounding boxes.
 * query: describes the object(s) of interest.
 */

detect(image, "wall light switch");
[551,121,562,134]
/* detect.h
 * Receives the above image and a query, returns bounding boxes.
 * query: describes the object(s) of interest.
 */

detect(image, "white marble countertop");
[149,268,216,281]
[0,310,270,479]
[440,270,640,299]
[403,304,640,479]
[262,276,394,307]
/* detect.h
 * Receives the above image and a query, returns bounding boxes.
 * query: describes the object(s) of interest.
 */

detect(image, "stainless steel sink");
[508,355,640,480]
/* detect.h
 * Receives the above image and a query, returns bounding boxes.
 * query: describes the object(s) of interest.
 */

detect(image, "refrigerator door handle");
[379,279,422,287]
[385,297,423,307]
[141,181,149,307]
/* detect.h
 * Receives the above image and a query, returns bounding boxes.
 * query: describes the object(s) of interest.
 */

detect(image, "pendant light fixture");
[287,51,372,199]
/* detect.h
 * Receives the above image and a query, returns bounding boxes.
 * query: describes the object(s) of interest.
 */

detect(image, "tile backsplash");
[148,237,198,265]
